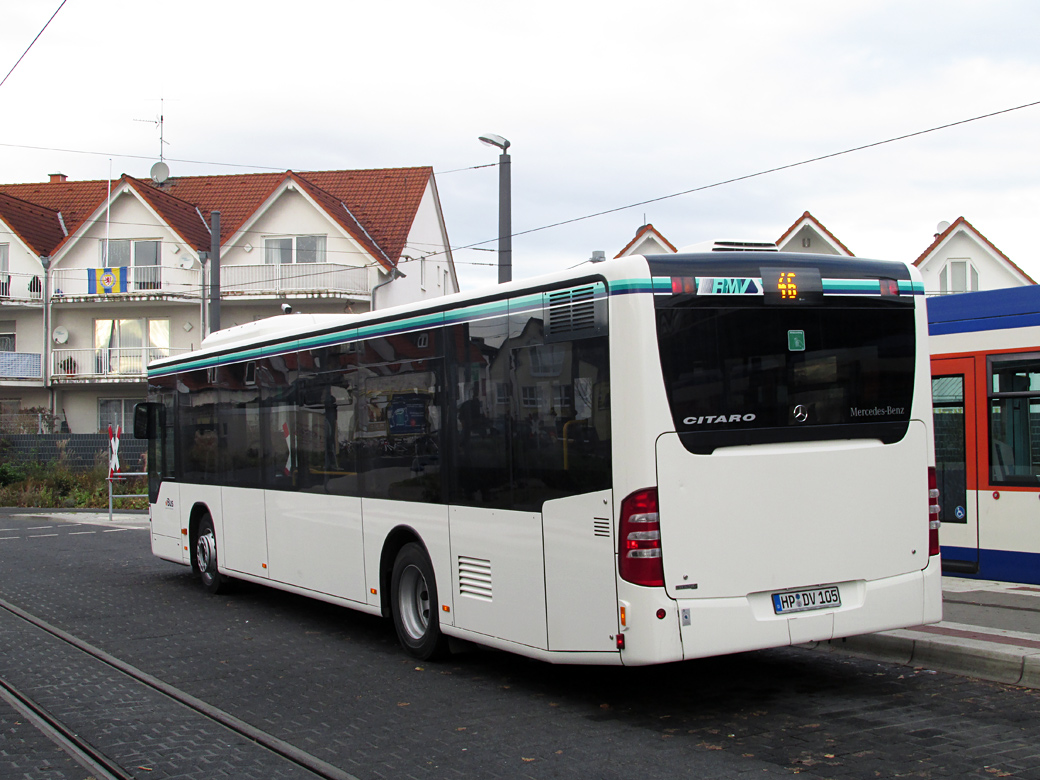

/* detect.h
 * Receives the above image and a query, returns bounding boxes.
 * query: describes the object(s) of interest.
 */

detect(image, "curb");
[813,626,1040,689]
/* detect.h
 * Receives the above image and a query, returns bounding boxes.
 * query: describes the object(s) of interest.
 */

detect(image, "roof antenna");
[136,97,171,184]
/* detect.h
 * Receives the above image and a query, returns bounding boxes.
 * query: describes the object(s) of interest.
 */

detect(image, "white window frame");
[98,398,138,434]
[264,235,327,264]
[100,238,160,266]
[0,244,9,298]
[0,324,14,353]
[940,259,979,294]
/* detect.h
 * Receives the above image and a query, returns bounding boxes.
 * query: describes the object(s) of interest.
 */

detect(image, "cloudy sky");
[2,0,1038,289]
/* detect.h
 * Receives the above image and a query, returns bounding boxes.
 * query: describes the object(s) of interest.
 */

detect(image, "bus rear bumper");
[676,559,943,662]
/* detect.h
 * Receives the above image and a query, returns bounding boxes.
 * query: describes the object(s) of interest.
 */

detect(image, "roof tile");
[0,167,433,269]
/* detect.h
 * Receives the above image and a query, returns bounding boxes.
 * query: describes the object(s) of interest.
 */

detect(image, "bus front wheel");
[196,515,227,595]
[390,543,447,660]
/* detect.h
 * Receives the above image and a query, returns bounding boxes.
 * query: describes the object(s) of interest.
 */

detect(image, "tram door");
[931,357,979,571]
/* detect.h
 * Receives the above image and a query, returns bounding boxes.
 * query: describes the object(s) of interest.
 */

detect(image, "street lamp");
[479,133,511,284]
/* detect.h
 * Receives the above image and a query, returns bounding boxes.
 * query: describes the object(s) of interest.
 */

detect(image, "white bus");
[135,251,942,665]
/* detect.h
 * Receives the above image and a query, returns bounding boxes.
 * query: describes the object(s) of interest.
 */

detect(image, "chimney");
[49,173,67,183]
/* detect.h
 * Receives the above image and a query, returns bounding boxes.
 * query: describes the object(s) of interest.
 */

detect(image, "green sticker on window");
[788,330,806,351]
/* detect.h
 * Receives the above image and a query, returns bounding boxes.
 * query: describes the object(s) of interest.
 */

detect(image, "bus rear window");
[655,299,916,453]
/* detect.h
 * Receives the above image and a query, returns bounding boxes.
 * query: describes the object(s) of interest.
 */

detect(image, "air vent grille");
[593,518,611,538]
[543,283,605,342]
[711,241,778,252]
[458,556,492,601]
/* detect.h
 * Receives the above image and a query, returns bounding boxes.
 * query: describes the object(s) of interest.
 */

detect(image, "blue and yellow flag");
[88,267,128,294]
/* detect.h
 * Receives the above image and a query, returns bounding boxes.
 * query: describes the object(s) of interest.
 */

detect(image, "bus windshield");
[649,256,917,453]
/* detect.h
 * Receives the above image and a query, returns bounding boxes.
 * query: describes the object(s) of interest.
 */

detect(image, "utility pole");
[478,134,512,284]
[208,211,221,334]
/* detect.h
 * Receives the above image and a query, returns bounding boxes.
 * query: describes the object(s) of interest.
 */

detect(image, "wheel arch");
[188,502,214,573]
[379,525,426,619]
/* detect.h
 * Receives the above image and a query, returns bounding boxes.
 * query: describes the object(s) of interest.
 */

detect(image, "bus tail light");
[619,488,664,587]
[928,467,941,556]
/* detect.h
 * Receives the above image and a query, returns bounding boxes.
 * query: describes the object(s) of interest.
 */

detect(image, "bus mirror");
[133,402,155,439]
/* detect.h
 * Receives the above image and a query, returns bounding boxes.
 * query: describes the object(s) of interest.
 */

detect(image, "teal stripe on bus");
[151,289,579,377]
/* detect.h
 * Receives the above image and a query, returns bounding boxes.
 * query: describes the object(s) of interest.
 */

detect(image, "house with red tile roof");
[912,216,1034,294]
[0,167,458,433]
[775,211,854,256]
[614,224,677,258]
[613,213,1033,298]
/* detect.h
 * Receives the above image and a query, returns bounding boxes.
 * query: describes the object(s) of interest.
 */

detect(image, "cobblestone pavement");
[2,512,1040,779]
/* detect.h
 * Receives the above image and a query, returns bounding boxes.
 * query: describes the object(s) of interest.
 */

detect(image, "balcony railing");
[50,266,200,298]
[0,351,43,380]
[46,263,372,300]
[221,263,370,297]
[0,272,45,303]
[51,347,189,380]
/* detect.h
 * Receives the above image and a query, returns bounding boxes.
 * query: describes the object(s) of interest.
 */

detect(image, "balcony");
[0,351,43,380]
[47,263,372,302]
[50,266,200,301]
[51,347,189,382]
[0,272,45,304]
[220,263,370,299]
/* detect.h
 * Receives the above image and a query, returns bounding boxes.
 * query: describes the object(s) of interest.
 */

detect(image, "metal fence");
[0,433,146,472]
[0,412,62,435]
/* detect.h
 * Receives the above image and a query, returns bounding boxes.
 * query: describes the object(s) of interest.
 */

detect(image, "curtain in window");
[104,239,131,266]
[149,319,170,362]
[266,238,292,265]
[95,320,115,374]
[94,319,169,374]
[297,235,326,264]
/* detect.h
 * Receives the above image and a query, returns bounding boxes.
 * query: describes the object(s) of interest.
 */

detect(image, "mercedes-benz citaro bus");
[134,249,942,665]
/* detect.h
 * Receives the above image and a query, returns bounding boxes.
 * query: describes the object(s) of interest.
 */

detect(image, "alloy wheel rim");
[399,564,430,640]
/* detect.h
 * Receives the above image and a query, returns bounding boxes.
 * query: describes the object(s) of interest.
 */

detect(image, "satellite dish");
[936,220,951,234]
[52,326,69,344]
[178,257,193,270]
[150,161,170,184]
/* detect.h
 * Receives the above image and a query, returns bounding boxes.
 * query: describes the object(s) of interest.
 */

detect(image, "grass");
[0,460,148,510]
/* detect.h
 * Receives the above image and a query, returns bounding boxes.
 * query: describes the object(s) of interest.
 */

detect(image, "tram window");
[989,354,1040,485]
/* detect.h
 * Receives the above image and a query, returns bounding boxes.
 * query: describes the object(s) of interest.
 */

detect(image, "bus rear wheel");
[196,515,227,595]
[391,543,447,660]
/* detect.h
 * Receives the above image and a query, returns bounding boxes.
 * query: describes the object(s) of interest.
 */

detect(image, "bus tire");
[196,515,227,595]
[391,543,447,660]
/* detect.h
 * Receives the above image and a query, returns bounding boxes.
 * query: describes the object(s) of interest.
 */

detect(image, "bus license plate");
[772,586,841,615]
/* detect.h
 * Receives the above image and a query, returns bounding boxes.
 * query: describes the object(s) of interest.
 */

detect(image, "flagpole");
[105,159,111,265]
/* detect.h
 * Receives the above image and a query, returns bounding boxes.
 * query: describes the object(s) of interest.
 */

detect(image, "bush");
[0,461,24,486]
[0,461,148,510]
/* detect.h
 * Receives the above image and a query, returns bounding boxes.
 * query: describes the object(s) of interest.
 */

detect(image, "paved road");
[2,512,1040,779]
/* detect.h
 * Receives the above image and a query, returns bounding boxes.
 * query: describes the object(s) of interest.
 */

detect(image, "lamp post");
[478,133,511,284]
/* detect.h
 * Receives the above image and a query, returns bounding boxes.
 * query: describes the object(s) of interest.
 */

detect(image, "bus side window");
[357,329,444,503]
[296,368,361,497]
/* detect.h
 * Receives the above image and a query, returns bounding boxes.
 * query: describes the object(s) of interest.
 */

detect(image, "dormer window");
[939,259,979,294]
[265,235,327,264]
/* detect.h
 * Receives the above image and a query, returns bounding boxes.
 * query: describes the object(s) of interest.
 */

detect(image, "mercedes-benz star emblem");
[793,404,809,423]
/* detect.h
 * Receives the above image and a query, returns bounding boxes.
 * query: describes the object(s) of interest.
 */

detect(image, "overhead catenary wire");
[0,0,68,91]
[1,97,1038,271]
[0,143,499,176]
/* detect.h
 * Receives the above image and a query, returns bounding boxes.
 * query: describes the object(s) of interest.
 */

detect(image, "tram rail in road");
[0,594,358,780]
